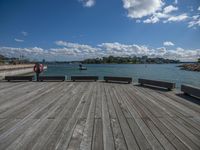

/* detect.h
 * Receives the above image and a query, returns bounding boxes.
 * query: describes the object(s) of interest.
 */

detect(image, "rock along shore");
[178,63,200,72]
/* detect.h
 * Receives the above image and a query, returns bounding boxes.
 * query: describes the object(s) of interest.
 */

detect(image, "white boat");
[79,67,87,70]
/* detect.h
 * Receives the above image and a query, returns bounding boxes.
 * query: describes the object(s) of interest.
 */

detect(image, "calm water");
[41,64,200,88]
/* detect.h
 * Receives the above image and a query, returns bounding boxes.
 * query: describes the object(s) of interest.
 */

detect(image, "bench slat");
[181,84,200,98]
[104,76,132,84]
[138,78,175,90]
[71,76,98,81]
[39,76,65,81]
[5,76,33,81]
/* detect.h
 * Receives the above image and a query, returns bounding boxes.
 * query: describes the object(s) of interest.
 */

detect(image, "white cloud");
[0,42,199,61]
[143,16,159,24]
[165,47,200,61]
[198,6,200,11]
[163,41,174,46]
[156,47,167,53]
[136,20,141,23]
[55,41,99,53]
[121,1,200,28]
[0,47,48,60]
[122,0,164,18]
[99,42,152,56]
[79,0,95,7]
[14,38,24,42]
[163,5,178,14]
[21,31,28,36]
[188,15,200,28]
[164,13,188,22]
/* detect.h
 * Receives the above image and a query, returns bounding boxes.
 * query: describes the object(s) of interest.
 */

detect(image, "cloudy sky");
[0,0,200,61]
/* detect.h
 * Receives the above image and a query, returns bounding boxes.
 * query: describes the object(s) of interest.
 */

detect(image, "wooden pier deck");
[0,82,200,150]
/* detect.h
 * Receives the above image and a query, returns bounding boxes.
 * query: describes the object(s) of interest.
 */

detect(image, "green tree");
[198,58,200,63]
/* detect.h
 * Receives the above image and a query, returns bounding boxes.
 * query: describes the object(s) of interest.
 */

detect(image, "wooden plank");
[0,82,33,96]
[46,86,87,150]
[9,82,85,150]
[136,86,200,130]
[0,83,60,137]
[127,118,152,150]
[32,83,88,150]
[115,85,164,150]
[0,119,37,150]
[110,85,140,150]
[0,83,73,149]
[119,85,175,150]
[67,118,86,150]
[66,83,95,150]
[0,82,46,106]
[160,118,200,150]
[0,82,60,118]
[125,85,169,118]
[104,84,127,150]
[101,83,115,150]
[174,118,200,139]
[3,82,79,150]
[166,117,200,147]
[111,84,132,119]
[91,84,104,150]
[67,83,96,150]
[159,91,200,114]
[92,119,103,150]
[135,85,200,118]
[143,119,176,150]
[79,83,97,150]
[123,86,189,150]
[0,83,65,119]
[94,83,102,119]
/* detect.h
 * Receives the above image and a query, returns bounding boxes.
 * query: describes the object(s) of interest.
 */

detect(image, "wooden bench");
[38,76,65,81]
[104,76,132,84]
[71,76,98,81]
[181,84,200,99]
[5,76,33,82]
[138,78,175,90]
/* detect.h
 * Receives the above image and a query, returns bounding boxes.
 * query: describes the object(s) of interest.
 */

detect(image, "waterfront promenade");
[0,81,200,150]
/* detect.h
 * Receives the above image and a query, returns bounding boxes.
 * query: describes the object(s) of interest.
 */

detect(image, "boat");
[79,67,87,70]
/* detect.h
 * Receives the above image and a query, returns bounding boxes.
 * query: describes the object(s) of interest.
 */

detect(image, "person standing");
[34,63,43,81]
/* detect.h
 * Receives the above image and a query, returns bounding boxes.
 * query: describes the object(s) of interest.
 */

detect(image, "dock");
[0,82,200,150]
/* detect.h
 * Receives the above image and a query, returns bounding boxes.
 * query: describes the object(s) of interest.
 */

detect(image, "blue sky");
[0,0,200,61]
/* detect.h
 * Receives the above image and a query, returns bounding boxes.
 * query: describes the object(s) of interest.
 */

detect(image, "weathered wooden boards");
[138,78,175,90]
[181,84,200,99]
[0,82,199,150]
